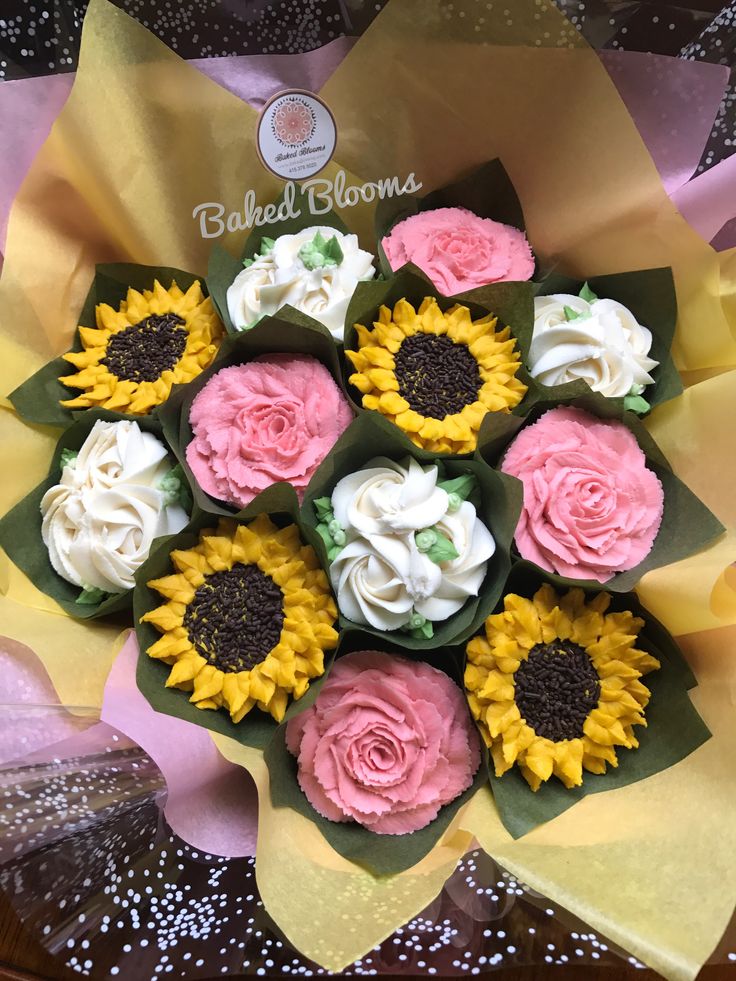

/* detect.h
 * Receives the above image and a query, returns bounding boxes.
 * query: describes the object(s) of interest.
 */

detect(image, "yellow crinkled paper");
[0,0,735,977]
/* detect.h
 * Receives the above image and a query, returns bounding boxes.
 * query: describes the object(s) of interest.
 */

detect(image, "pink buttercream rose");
[186,355,353,507]
[285,651,481,835]
[382,206,534,294]
[501,407,664,582]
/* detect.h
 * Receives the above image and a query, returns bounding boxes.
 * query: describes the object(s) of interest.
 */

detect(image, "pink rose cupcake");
[286,651,480,835]
[501,407,664,582]
[382,206,534,294]
[186,354,352,507]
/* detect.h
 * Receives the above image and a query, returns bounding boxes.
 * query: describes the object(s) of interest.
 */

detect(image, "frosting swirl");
[329,537,425,632]
[41,420,188,594]
[529,294,659,398]
[331,458,449,540]
[226,226,375,342]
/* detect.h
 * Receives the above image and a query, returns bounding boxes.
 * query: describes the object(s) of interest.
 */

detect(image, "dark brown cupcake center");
[183,564,284,673]
[514,640,600,741]
[102,313,187,383]
[393,333,481,419]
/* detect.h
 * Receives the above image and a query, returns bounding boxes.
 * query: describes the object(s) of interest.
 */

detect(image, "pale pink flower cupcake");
[501,407,664,582]
[382,206,534,294]
[286,650,480,835]
[186,354,352,507]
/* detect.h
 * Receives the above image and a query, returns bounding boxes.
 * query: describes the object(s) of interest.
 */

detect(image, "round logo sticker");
[257,90,336,181]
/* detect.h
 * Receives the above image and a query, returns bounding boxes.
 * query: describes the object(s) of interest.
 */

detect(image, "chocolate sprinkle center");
[102,313,187,383]
[183,564,285,673]
[514,640,601,742]
[393,333,482,420]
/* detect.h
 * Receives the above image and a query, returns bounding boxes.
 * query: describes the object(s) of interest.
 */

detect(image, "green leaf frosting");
[401,611,435,640]
[315,523,335,554]
[415,526,459,565]
[437,473,477,502]
[76,585,110,605]
[59,449,78,471]
[314,497,345,560]
[298,231,344,271]
[563,304,585,322]
[415,528,438,553]
[243,236,276,269]
[579,281,599,304]
[624,394,651,415]
[158,464,193,512]
[313,497,334,522]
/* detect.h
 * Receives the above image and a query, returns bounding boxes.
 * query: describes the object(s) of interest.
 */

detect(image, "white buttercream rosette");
[326,458,495,633]
[40,419,189,595]
[529,293,659,398]
[226,226,375,342]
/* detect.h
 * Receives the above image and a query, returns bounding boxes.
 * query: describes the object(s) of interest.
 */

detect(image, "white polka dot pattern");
[0,0,731,169]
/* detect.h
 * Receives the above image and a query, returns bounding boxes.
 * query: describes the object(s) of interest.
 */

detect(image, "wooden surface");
[0,888,74,981]
[1,885,734,981]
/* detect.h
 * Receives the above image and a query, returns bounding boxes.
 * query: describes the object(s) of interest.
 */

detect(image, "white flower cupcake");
[226,226,376,342]
[315,458,495,637]
[529,287,659,400]
[41,419,189,596]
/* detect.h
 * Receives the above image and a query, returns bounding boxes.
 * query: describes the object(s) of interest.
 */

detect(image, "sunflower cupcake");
[346,297,527,454]
[465,585,659,790]
[60,280,223,415]
[141,515,338,723]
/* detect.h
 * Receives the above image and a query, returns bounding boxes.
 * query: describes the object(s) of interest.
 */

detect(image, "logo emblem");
[271,96,316,147]
[257,90,336,181]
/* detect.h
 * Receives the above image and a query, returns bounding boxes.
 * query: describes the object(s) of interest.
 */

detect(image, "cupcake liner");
[133,502,332,751]
[300,410,523,650]
[0,407,194,619]
[528,267,682,412]
[263,627,489,876]
[472,560,711,839]
[8,263,208,429]
[206,183,354,335]
[476,390,725,592]
[373,158,530,280]
[157,315,354,517]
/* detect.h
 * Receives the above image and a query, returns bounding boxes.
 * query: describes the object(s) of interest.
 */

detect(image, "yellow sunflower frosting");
[60,280,223,415]
[465,585,660,791]
[141,515,338,723]
[346,297,527,454]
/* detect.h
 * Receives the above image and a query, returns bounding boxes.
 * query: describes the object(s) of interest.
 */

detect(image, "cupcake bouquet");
[0,3,734,977]
[3,158,722,841]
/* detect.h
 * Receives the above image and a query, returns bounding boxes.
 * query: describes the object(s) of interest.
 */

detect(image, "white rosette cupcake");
[529,284,660,406]
[314,457,496,640]
[40,418,189,599]
[226,226,376,342]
